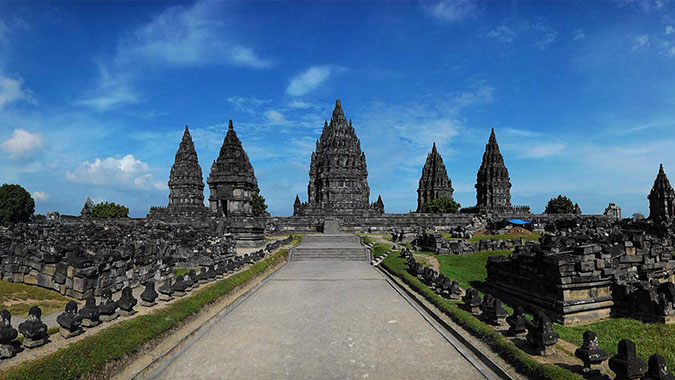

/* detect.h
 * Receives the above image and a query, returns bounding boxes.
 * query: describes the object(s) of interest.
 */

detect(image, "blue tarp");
[507,219,531,225]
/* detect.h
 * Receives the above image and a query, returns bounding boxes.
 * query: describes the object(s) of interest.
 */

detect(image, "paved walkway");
[149,259,492,380]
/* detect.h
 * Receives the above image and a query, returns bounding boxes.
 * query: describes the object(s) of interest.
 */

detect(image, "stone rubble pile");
[0,218,235,300]
[0,242,278,361]
[413,231,526,255]
[486,217,675,324]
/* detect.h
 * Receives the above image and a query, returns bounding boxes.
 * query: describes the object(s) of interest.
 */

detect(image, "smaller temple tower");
[168,126,205,208]
[648,164,675,222]
[417,142,453,212]
[207,120,260,217]
[475,129,512,212]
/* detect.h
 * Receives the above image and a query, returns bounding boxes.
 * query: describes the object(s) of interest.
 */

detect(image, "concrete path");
[149,259,493,380]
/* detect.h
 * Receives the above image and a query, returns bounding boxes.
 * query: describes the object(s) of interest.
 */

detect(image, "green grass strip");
[380,253,582,380]
[2,249,289,380]
[371,242,392,258]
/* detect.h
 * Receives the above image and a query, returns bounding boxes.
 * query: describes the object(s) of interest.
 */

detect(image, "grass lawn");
[359,235,377,245]
[175,268,197,277]
[434,250,512,290]
[555,318,675,371]
[371,242,392,258]
[380,252,581,380]
[414,248,675,372]
[0,280,71,317]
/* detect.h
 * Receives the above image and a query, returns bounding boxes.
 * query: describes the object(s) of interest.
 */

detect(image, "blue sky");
[1,1,675,217]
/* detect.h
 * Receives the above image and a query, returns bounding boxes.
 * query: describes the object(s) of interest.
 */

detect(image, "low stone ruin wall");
[485,217,675,325]
[413,232,525,254]
[0,217,235,300]
[267,213,475,234]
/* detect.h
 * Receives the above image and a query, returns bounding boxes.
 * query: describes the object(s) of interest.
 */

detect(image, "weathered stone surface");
[294,100,382,217]
[118,286,138,316]
[57,301,83,338]
[506,306,528,336]
[526,312,559,356]
[464,129,529,215]
[0,310,18,359]
[207,120,260,217]
[644,353,675,380]
[417,143,453,212]
[18,306,48,348]
[574,330,608,373]
[140,280,158,306]
[648,164,675,222]
[79,294,101,327]
[609,339,647,380]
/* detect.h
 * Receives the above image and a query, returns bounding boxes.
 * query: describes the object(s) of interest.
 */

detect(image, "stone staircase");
[291,234,369,261]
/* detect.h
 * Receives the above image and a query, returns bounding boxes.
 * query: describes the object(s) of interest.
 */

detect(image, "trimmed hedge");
[1,249,289,380]
[381,253,582,380]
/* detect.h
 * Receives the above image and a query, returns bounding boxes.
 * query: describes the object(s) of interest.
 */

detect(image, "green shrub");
[251,193,268,216]
[421,197,461,213]
[0,184,34,226]
[90,202,129,218]
[544,195,576,214]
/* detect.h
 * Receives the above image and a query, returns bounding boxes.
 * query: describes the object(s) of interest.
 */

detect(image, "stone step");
[301,234,362,244]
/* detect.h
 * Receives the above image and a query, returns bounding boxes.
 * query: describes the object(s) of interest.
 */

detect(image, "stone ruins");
[416,142,454,212]
[293,100,382,217]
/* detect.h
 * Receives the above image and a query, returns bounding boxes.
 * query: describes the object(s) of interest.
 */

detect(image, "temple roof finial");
[228,120,234,130]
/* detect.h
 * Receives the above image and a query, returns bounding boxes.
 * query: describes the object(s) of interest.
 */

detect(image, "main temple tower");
[294,100,382,216]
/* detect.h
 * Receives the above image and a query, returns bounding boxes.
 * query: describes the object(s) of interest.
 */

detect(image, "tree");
[421,197,461,213]
[0,184,35,225]
[90,202,129,218]
[544,195,576,214]
[251,193,268,216]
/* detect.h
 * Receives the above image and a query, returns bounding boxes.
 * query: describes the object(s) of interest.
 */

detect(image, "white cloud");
[80,2,271,111]
[503,128,541,137]
[227,96,271,114]
[66,154,166,191]
[516,143,567,158]
[486,21,556,50]
[423,1,477,23]
[487,25,516,43]
[573,29,586,40]
[288,100,318,109]
[286,66,333,96]
[450,80,494,111]
[0,76,35,110]
[265,110,285,123]
[632,34,650,50]
[115,2,270,68]
[76,64,139,111]
[666,25,675,35]
[32,191,49,201]
[1,129,44,159]
[532,22,557,50]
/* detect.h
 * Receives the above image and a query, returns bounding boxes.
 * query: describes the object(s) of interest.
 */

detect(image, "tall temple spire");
[207,120,259,217]
[295,99,380,216]
[475,128,512,211]
[417,142,453,212]
[168,125,205,208]
[648,164,675,221]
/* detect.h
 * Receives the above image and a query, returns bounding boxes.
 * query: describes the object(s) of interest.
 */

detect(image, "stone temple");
[294,100,383,217]
[417,142,454,212]
[148,125,208,219]
[648,164,675,222]
[464,129,529,214]
[169,126,206,209]
[207,120,260,217]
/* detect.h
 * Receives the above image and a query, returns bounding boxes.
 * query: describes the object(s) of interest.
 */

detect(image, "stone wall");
[267,213,475,234]
[0,216,235,300]
[413,232,525,254]
[485,217,675,325]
